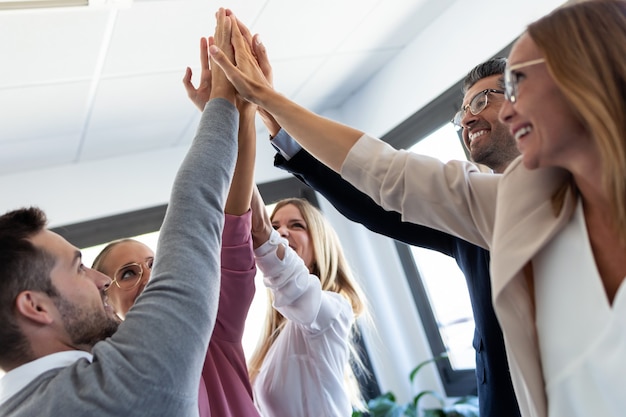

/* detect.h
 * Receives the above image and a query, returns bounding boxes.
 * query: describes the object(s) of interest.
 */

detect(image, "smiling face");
[30,230,120,350]
[271,203,314,271]
[95,240,154,319]
[459,75,519,173]
[498,33,590,172]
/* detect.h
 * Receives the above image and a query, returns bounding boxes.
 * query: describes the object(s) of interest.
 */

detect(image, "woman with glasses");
[91,34,262,417]
[91,239,153,320]
[209,2,626,416]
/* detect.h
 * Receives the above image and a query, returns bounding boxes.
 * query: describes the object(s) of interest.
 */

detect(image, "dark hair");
[0,207,58,368]
[462,57,507,94]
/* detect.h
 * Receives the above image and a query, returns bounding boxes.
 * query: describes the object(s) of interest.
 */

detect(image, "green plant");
[352,354,479,417]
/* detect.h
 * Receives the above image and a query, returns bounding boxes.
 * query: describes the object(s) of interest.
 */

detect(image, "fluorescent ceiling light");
[0,0,88,10]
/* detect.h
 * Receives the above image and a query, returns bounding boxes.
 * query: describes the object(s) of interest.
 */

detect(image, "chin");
[521,155,540,170]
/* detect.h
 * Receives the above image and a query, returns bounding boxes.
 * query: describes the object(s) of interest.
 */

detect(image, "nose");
[90,268,113,292]
[460,109,479,130]
[498,99,515,125]
[276,225,289,238]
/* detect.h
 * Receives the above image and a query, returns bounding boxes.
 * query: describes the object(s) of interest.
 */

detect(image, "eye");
[146,257,154,269]
[271,224,280,230]
[472,93,487,110]
[118,265,141,281]
[512,71,525,84]
[291,222,306,230]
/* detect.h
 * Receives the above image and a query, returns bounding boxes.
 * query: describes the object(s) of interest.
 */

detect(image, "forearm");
[225,107,256,215]
[117,98,238,392]
[216,211,256,340]
[256,89,363,172]
[275,149,457,254]
[342,134,497,248]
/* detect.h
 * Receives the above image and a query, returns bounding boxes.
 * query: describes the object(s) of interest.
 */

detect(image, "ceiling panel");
[0,81,90,142]
[0,8,110,86]
[0,132,80,175]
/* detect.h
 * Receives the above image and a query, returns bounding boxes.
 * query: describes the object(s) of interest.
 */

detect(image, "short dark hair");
[462,57,507,94]
[0,207,58,368]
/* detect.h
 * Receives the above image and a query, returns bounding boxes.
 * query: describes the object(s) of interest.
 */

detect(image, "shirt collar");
[0,350,93,405]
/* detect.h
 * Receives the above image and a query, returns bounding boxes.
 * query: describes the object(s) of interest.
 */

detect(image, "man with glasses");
[260,57,521,417]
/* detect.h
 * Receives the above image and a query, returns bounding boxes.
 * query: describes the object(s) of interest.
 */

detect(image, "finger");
[209,45,238,77]
[233,15,253,49]
[253,35,273,85]
[214,9,233,62]
[230,15,250,55]
[182,67,196,95]
[200,37,209,70]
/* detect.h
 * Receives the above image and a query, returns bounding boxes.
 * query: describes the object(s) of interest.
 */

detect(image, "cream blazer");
[342,134,574,417]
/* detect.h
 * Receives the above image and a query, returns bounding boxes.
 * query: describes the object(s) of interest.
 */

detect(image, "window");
[397,123,477,396]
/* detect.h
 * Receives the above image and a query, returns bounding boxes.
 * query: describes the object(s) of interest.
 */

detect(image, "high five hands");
[183,8,263,113]
[207,9,273,108]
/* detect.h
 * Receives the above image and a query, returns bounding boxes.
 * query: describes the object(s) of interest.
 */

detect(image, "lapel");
[491,158,574,297]
[489,157,576,417]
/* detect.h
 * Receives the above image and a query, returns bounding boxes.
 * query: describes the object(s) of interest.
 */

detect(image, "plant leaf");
[409,352,449,383]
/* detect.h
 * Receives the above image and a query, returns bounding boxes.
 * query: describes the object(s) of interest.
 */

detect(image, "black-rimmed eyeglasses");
[451,89,504,129]
[106,257,154,291]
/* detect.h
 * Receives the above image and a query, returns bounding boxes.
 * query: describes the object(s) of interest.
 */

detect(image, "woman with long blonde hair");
[248,190,368,416]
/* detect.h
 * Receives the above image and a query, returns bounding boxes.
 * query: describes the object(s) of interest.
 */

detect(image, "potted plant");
[353,354,479,417]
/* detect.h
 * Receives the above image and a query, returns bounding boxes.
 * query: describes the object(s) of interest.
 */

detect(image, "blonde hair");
[248,198,369,408]
[527,0,626,241]
[91,238,137,274]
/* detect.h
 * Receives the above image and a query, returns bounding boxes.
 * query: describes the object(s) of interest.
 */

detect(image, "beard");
[471,123,519,170]
[53,295,121,349]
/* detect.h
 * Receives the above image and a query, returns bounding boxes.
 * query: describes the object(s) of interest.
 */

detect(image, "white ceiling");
[0,0,566,227]
[0,0,455,176]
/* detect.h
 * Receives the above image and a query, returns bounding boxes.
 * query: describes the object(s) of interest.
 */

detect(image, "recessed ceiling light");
[0,0,88,10]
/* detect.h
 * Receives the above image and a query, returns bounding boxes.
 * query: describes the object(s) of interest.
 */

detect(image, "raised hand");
[208,12,272,107]
[182,37,212,112]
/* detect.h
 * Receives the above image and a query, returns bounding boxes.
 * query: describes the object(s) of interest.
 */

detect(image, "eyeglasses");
[107,257,154,291]
[451,89,504,129]
[504,58,545,103]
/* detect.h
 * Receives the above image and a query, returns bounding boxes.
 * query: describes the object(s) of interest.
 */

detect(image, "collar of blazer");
[488,156,574,417]
[490,156,574,299]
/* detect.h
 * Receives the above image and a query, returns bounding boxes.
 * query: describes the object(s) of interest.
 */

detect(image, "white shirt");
[0,351,92,405]
[534,199,626,416]
[253,230,354,417]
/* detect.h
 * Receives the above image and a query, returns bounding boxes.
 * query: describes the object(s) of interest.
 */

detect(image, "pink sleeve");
[212,210,256,342]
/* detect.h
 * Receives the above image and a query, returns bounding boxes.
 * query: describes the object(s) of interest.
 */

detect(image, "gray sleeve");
[90,98,239,412]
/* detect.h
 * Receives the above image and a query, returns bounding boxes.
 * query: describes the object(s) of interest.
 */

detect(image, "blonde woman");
[248,187,368,416]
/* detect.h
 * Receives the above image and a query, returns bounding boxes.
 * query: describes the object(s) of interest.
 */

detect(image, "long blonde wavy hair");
[248,198,369,408]
[528,0,626,242]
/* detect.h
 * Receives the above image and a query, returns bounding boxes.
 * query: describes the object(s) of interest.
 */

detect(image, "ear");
[14,291,55,325]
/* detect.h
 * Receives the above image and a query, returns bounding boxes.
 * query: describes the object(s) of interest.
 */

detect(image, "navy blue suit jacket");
[274,149,520,417]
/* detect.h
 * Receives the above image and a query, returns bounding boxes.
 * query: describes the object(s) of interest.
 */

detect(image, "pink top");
[198,211,261,417]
